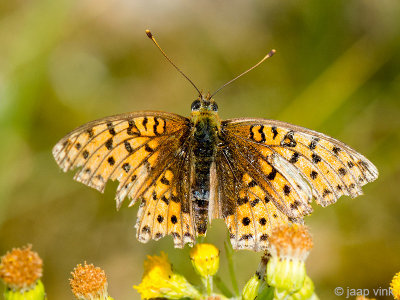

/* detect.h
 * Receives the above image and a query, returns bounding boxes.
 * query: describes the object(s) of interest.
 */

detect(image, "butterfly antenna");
[210,49,276,99]
[146,30,203,98]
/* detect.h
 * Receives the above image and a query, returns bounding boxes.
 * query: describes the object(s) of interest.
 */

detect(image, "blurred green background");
[1,0,399,299]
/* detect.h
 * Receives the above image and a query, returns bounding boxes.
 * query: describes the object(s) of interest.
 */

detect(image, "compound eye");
[191,99,201,111]
[211,102,218,112]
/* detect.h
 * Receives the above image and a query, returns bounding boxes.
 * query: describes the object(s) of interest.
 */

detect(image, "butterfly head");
[191,94,218,114]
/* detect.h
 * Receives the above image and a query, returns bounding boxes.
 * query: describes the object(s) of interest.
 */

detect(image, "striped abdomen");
[191,117,218,235]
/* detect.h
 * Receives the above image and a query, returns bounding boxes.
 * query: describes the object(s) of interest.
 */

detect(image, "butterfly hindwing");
[216,146,293,251]
[135,138,197,248]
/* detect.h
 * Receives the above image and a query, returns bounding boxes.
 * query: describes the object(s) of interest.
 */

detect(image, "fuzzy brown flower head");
[269,224,313,261]
[70,262,108,300]
[0,245,43,291]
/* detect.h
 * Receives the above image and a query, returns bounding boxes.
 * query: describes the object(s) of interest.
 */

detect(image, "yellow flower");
[266,224,313,293]
[134,252,201,299]
[391,271,400,300]
[190,243,220,278]
[70,262,113,300]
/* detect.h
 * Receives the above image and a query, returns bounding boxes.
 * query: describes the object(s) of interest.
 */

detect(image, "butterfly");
[52,31,378,251]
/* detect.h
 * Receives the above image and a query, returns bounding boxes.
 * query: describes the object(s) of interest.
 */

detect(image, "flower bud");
[242,274,262,300]
[189,243,220,278]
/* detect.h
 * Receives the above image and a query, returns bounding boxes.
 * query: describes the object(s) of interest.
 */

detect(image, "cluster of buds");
[242,224,317,300]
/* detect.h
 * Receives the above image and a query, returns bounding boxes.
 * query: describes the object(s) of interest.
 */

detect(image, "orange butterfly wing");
[52,111,196,247]
[219,118,378,251]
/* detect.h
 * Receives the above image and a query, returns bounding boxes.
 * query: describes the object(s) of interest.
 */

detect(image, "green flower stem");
[201,276,213,296]
[224,240,239,296]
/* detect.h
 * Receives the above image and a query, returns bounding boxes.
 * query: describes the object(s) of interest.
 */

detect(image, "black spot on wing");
[153,117,160,136]
[258,126,266,142]
[310,170,318,180]
[312,153,322,164]
[142,117,148,129]
[332,147,341,155]
[122,163,131,173]
[160,177,170,185]
[281,130,297,147]
[107,122,116,135]
[145,144,153,152]
[237,197,249,206]
[283,185,291,195]
[338,168,347,176]
[322,189,332,197]
[248,180,257,187]
[161,196,169,205]
[107,156,115,166]
[124,141,133,153]
[267,168,277,180]
[105,138,113,150]
[308,138,319,150]
[249,125,255,140]
[170,215,178,224]
[271,126,278,139]
[141,226,150,234]
[127,120,138,136]
[289,152,299,163]
[250,198,259,207]
[242,217,250,226]
[87,128,94,138]
[82,150,89,159]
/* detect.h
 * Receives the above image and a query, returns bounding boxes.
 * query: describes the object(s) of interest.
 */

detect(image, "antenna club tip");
[269,49,277,56]
[145,29,153,39]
